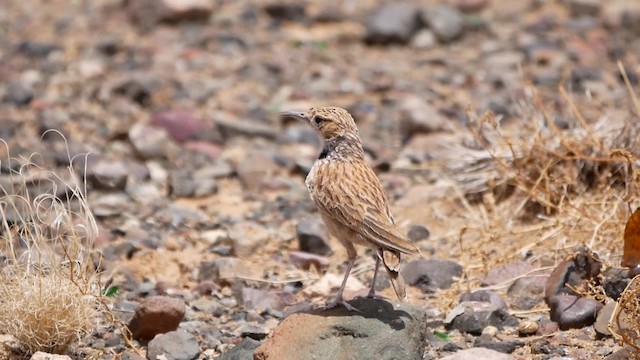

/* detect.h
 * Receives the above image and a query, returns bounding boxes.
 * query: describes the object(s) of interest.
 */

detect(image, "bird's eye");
[314,116,326,125]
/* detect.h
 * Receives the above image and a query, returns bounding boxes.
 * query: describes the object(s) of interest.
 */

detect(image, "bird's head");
[280,107,358,140]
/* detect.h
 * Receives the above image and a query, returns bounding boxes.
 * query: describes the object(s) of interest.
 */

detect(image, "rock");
[460,290,507,310]
[147,330,199,360]
[518,320,538,336]
[507,276,546,310]
[481,261,534,286]
[87,160,129,190]
[254,298,427,360]
[296,218,331,255]
[439,348,515,360]
[150,111,211,143]
[127,0,213,30]
[566,0,601,17]
[238,323,269,341]
[535,320,559,335]
[602,268,631,300]
[3,82,34,106]
[16,41,61,57]
[410,30,437,49]
[445,301,519,335]
[108,74,156,106]
[129,122,175,159]
[454,0,489,13]
[364,4,421,45]
[474,336,523,354]
[594,301,616,336]
[605,347,634,360]
[30,352,72,360]
[215,117,278,140]
[218,337,260,360]
[235,152,279,191]
[238,288,296,312]
[120,351,146,360]
[407,224,430,242]
[422,6,464,43]
[190,297,224,316]
[545,251,602,298]
[547,294,603,330]
[398,96,448,141]
[169,170,198,197]
[288,251,330,271]
[401,259,463,292]
[228,221,270,258]
[264,3,305,21]
[128,296,186,340]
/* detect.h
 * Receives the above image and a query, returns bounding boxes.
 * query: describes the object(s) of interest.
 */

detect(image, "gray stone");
[217,337,260,360]
[460,290,507,310]
[88,160,129,190]
[594,301,617,336]
[439,348,515,360]
[602,268,631,300]
[254,298,427,360]
[127,0,213,30]
[239,287,296,312]
[445,301,519,335]
[364,4,421,45]
[398,96,448,141]
[567,0,601,17]
[547,294,603,330]
[296,218,331,255]
[3,82,33,106]
[30,352,72,360]
[401,259,462,292]
[147,330,199,360]
[228,221,270,258]
[507,276,546,310]
[422,6,464,43]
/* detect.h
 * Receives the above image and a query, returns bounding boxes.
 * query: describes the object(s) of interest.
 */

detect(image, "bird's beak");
[279,111,309,123]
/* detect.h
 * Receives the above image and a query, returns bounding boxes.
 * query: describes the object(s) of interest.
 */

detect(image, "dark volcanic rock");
[296,217,331,255]
[146,330,199,360]
[446,301,519,335]
[547,294,602,330]
[128,296,186,340]
[402,259,462,292]
[364,4,421,45]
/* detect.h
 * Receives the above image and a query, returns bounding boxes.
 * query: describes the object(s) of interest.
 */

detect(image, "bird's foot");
[324,298,361,312]
[364,291,386,301]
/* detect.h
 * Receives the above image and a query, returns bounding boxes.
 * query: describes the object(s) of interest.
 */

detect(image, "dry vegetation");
[0,142,109,356]
[441,68,640,350]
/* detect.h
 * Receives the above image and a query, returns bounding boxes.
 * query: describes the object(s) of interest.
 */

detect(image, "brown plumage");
[280,107,420,306]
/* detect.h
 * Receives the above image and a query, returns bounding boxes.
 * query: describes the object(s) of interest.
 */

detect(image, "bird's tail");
[380,249,407,301]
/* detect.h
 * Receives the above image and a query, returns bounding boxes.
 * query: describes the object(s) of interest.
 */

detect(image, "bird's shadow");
[299,297,414,331]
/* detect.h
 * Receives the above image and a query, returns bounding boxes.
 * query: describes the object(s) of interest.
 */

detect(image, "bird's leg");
[367,254,381,298]
[324,256,360,312]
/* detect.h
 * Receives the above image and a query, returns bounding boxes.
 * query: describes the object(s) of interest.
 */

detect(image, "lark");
[281,107,420,308]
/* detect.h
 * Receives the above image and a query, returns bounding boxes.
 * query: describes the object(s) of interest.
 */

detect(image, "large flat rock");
[254,297,427,360]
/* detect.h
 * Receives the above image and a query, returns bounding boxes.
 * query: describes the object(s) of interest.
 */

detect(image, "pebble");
[228,221,270,258]
[127,0,213,30]
[264,3,306,21]
[547,294,603,330]
[128,296,186,340]
[518,320,539,336]
[364,3,421,45]
[507,276,546,310]
[602,268,631,300]
[422,6,465,43]
[398,96,448,141]
[402,259,463,292]
[407,224,431,242]
[87,160,129,190]
[146,330,200,360]
[239,288,296,312]
[445,301,519,335]
[295,217,331,255]
[150,110,210,143]
[439,348,515,360]
[288,251,330,271]
[217,337,261,360]
[3,82,34,106]
[30,353,72,360]
[460,290,507,310]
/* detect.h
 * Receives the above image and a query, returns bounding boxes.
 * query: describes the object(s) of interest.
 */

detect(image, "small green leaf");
[433,330,450,340]
[103,286,120,297]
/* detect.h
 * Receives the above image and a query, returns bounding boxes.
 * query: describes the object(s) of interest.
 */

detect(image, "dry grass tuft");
[0,139,108,355]
[610,274,640,353]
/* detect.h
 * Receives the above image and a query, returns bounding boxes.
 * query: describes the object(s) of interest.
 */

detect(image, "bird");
[280,107,420,309]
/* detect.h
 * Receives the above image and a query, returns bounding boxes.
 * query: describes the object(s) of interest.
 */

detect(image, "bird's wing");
[312,160,419,255]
